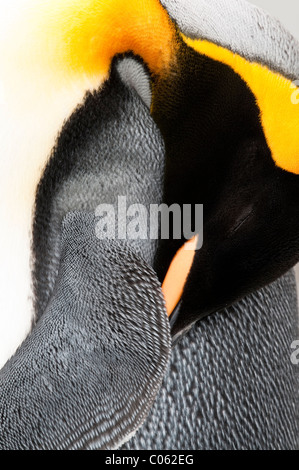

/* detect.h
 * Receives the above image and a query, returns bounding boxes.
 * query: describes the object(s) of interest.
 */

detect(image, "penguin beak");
[162,236,198,317]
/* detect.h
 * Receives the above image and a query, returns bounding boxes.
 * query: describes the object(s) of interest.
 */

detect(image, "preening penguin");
[0,0,298,450]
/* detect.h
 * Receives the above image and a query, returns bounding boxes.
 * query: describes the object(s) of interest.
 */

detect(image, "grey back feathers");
[124,270,299,450]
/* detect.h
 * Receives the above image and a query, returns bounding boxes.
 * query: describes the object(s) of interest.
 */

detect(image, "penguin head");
[150,32,299,338]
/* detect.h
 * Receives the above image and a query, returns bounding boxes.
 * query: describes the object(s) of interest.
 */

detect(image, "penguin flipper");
[0,212,171,450]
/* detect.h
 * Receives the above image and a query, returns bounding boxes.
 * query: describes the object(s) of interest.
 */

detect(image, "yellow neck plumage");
[35,0,177,78]
[182,35,299,175]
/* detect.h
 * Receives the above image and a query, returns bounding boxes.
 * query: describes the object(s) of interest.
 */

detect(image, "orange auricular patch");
[182,34,299,175]
[39,0,177,79]
[162,236,198,317]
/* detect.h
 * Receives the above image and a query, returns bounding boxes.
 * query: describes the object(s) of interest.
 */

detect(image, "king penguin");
[0,0,298,449]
